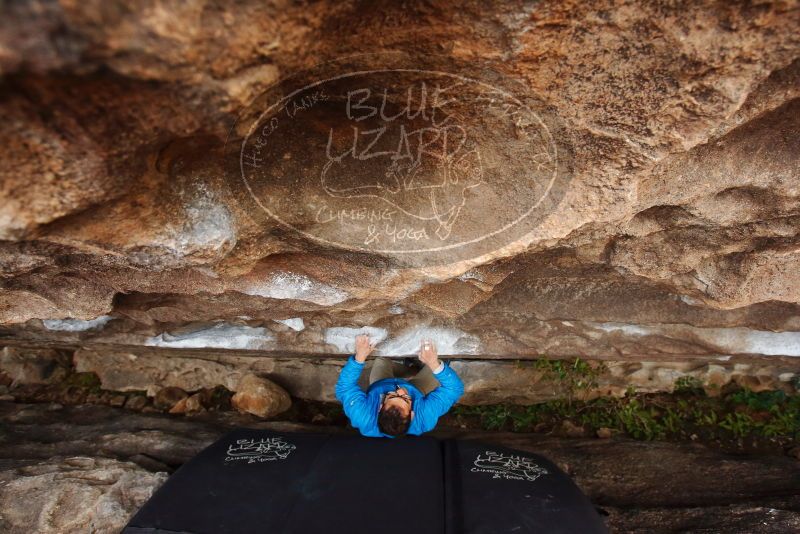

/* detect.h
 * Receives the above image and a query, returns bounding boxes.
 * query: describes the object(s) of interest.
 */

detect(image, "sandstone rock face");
[0,347,69,385]
[71,347,798,404]
[231,373,292,418]
[0,2,797,368]
[0,455,167,534]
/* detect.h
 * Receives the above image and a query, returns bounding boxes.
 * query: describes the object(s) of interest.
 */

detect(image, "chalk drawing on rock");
[231,52,572,269]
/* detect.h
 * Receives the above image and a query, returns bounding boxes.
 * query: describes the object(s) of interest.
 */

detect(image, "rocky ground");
[1,325,798,534]
[1,400,798,533]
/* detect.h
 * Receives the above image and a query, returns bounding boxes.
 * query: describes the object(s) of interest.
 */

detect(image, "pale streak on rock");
[324,326,389,353]
[160,184,237,260]
[376,326,482,356]
[591,322,800,357]
[42,315,113,331]
[273,317,305,331]
[242,271,350,306]
[144,323,275,350]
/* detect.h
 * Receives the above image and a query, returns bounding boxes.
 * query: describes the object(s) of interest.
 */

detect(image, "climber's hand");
[418,338,440,370]
[354,334,376,363]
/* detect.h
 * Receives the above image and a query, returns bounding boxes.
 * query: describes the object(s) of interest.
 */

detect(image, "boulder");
[0,456,167,534]
[596,427,613,439]
[560,420,587,438]
[0,347,68,385]
[124,395,148,411]
[109,394,127,407]
[231,374,291,419]
[169,392,205,414]
[153,386,188,411]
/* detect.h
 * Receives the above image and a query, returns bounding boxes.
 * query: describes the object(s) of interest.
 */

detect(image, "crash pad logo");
[230,53,571,268]
[471,451,549,482]
[224,437,296,464]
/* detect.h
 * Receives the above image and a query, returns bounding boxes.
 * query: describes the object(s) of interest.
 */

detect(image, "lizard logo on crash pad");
[224,437,296,464]
[471,451,549,482]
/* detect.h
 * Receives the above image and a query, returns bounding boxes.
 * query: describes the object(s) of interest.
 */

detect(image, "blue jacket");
[335,355,465,438]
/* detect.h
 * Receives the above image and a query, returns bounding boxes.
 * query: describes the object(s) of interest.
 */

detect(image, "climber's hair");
[378,405,411,436]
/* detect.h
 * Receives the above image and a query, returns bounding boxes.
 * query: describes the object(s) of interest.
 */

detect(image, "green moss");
[673,376,704,394]
[616,398,665,440]
[533,356,608,403]
[452,386,800,443]
[482,405,514,430]
[718,412,756,438]
[208,385,232,403]
[64,371,102,393]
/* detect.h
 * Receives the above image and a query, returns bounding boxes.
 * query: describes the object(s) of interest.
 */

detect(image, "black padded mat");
[283,433,444,534]
[444,439,607,533]
[123,429,607,534]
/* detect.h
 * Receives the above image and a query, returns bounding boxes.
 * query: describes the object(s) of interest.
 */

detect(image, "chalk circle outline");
[234,53,566,261]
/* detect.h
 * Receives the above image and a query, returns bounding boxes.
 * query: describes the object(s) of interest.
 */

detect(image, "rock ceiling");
[0,0,799,360]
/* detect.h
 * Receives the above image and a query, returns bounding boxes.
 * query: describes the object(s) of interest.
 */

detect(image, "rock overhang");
[0,1,797,363]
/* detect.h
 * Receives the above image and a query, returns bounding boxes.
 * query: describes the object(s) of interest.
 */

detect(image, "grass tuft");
[453,380,800,445]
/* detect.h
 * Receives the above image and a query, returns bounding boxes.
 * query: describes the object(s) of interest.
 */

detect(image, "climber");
[335,333,465,438]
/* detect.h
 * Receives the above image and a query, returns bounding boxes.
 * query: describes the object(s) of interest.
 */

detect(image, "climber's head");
[378,386,413,436]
